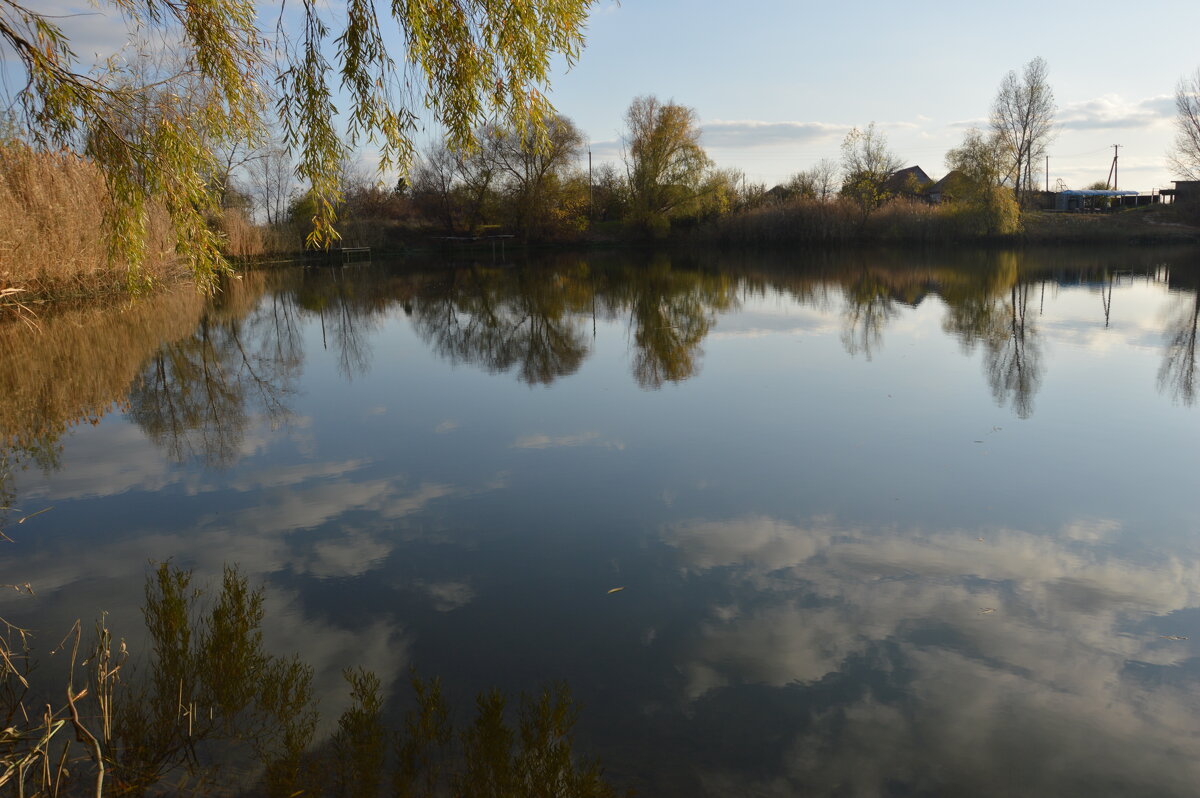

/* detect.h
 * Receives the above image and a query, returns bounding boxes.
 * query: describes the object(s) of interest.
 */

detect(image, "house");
[927,170,966,204]
[1173,180,1200,205]
[881,166,934,198]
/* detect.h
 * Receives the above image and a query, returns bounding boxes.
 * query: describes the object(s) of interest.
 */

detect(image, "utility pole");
[1045,155,1049,193]
[588,147,593,219]
[1106,144,1121,190]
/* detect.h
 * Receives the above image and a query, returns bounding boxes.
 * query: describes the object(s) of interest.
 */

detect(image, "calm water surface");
[4,247,1200,796]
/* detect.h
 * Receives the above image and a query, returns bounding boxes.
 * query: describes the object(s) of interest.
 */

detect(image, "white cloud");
[1058,94,1175,131]
[700,120,850,149]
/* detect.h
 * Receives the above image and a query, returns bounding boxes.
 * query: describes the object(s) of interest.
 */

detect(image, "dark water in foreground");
[4,247,1200,796]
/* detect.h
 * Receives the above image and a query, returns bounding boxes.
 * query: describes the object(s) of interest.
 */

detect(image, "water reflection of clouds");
[226,478,458,538]
[8,465,506,605]
[17,422,180,500]
[511,431,625,450]
[1037,318,1163,352]
[16,414,322,502]
[414,579,476,612]
[661,513,1200,794]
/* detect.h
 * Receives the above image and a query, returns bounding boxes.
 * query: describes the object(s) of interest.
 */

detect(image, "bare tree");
[782,158,841,203]
[249,143,294,226]
[411,142,462,232]
[811,158,840,202]
[1169,68,1200,181]
[454,132,502,233]
[990,56,1055,207]
[839,122,902,222]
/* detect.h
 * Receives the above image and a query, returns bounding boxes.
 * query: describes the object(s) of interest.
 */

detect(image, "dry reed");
[213,208,265,261]
[0,142,184,298]
[703,195,1021,246]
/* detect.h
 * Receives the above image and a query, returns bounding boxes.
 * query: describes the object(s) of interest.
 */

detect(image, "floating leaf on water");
[1159,635,1189,641]
[978,607,996,615]
[976,537,985,542]
[607,587,625,594]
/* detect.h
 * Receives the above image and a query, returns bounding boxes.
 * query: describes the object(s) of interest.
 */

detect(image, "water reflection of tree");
[938,259,1042,419]
[411,266,591,385]
[0,564,623,797]
[840,272,899,360]
[980,283,1041,419]
[1159,290,1200,406]
[127,295,301,468]
[624,259,734,389]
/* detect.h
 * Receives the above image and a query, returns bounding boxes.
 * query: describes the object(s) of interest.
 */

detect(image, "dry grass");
[0,142,185,299]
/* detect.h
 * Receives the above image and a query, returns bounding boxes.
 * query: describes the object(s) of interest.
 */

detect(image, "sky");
[545,0,1200,191]
[8,0,1200,192]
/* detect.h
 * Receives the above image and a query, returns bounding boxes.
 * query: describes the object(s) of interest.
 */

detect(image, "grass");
[1021,203,1200,244]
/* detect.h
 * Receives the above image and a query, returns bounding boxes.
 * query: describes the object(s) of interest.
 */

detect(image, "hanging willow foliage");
[0,0,595,286]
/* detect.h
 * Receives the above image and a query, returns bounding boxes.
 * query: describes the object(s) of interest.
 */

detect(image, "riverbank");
[1019,204,1200,244]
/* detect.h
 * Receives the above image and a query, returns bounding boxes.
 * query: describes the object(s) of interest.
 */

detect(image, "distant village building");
[1171,180,1200,205]
[1053,189,1138,211]
[764,185,790,203]
[881,166,933,199]
[927,171,965,204]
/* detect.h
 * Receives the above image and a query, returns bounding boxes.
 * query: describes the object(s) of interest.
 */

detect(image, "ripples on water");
[2,247,1200,796]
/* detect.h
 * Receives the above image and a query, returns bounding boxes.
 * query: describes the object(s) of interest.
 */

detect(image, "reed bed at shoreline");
[700,196,1028,246]
[0,143,184,299]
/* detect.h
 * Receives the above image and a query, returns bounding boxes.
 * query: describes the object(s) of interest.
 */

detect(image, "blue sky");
[544,0,1200,191]
[15,0,1200,191]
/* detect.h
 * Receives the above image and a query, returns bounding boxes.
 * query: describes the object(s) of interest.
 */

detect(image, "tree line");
[4,0,1200,282]
[221,57,1063,248]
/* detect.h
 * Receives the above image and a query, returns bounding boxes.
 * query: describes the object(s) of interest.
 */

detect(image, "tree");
[944,127,1020,235]
[0,0,596,282]
[1169,68,1200,182]
[781,171,818,201]
[249,142,295,227]
[809,158,841,202]
[590,162,628,222]
[452,131,504,234]
[623,95,712,236]
[990,56,1055,208]
[492,114,586,239]
[778,159,839,204]
[839,122,902,223]
[411,143,464,233]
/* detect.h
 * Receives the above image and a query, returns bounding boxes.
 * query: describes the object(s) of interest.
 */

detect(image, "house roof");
[929,170,965,194]
[882,166,933,194]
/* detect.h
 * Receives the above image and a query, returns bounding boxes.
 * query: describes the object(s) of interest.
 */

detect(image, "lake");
[3,246,1200,796]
